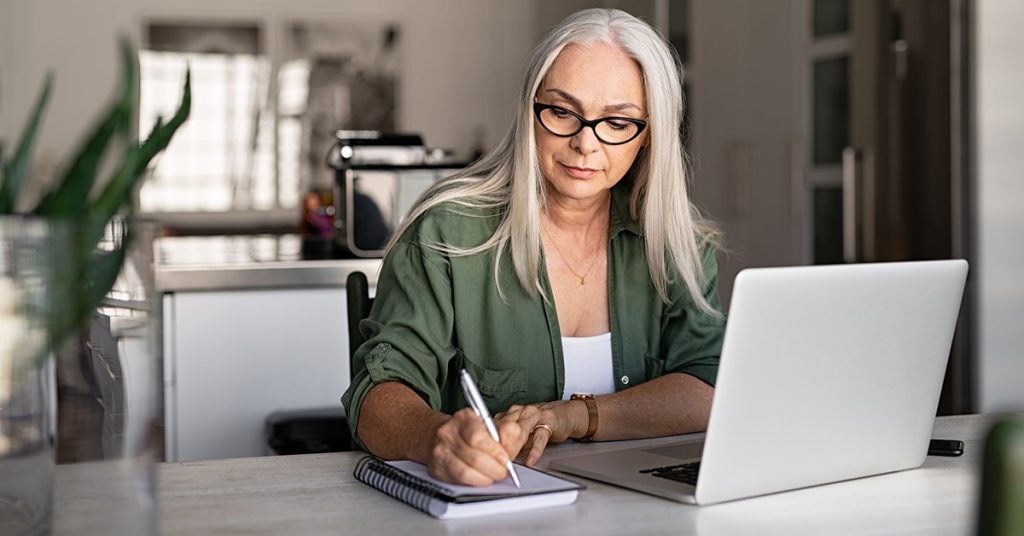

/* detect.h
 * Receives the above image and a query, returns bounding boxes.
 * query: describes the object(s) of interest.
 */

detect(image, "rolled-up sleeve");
[659,246,726,387]
[341,238,456,449]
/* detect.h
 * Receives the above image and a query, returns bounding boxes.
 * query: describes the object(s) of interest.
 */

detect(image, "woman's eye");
[606,120,630,131]
[551,108,572,118]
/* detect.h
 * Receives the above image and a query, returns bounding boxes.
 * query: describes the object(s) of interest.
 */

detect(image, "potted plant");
[0,38,189,534]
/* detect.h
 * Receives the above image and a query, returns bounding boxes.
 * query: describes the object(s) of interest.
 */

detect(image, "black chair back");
[346,271,374,379]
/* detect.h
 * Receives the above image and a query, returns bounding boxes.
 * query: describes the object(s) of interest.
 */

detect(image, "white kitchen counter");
[154,234,382,292]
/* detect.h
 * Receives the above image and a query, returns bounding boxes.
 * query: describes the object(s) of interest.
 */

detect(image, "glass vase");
[51,219,162,534]
[0,217,58,536]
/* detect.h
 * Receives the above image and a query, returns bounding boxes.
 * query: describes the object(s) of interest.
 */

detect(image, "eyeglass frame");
[532,102,648,146]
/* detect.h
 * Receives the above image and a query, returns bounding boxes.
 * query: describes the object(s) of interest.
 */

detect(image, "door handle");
[842,147,861,263]
[790,138,803,222]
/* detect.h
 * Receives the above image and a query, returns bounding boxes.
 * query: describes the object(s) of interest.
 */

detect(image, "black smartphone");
[928,439,964,457]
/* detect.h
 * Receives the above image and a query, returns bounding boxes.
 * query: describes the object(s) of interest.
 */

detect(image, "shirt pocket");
[644,351,667,382]
[459,350,528,412]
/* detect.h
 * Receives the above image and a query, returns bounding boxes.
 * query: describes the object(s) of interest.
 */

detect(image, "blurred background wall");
[976,0,1024,413]
[0,0,1020,414]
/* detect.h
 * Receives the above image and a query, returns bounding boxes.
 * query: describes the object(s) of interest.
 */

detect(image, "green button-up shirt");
[341,182,726,448]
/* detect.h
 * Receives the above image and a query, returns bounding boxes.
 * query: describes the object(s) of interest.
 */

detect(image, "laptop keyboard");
[640,461,701,485]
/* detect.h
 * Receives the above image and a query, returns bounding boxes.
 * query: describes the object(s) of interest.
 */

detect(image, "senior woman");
[342,8,725,486]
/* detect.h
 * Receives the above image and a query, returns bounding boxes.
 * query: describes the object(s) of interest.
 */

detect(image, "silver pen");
[458,368,522,488]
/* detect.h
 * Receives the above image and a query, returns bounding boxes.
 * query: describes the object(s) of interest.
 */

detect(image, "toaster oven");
[327,132,466,258]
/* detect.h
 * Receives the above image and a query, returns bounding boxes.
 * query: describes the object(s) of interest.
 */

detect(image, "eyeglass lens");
[538,107,641,144]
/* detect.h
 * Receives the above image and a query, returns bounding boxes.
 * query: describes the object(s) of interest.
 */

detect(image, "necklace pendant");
[580,277,586,285]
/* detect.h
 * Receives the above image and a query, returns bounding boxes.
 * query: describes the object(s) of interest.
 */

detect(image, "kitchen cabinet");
[163,287,356,462]
[156,235,380,462]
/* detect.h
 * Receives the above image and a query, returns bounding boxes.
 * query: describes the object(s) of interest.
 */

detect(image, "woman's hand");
[496,400,587,466]
[423,400,588,485]
[425,407,524,486]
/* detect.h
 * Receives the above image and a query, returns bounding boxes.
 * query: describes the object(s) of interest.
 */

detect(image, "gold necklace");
[542,220,602,285]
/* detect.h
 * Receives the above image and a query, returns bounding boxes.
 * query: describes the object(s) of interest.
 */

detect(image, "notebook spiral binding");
[354,456,451,515]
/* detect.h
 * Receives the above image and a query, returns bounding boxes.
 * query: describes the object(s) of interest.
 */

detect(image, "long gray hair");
[388,8,720,314]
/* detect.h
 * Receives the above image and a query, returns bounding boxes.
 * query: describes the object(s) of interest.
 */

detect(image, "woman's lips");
[561,163,598,179]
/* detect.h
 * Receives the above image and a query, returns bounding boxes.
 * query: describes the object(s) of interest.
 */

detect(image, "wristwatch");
[570,393,598,442]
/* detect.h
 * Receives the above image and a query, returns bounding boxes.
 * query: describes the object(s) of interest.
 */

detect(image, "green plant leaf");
[3,38,191,363]
[133,68,190,175]
[0,72,54,213]
[35,104,129,216]
[143,117,165,151]
[35,39,136,217]
[47,221,132,350]
[79,145,141,256]
[90,68,190,228]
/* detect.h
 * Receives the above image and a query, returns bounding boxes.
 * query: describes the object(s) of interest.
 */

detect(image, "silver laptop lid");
[695,260,968,504]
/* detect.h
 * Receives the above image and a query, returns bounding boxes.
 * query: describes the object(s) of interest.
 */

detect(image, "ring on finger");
[533,423,553,435]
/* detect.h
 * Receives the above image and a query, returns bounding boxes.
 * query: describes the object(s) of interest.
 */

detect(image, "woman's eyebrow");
[543,88,643,114]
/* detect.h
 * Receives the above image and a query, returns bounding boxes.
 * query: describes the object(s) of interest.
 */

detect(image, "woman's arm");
[497,372,713,465]
[356,382,447,462]
[589,372,713,439]
[358,381,524,486]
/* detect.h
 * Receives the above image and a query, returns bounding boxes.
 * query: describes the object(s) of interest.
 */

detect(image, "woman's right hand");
[426,407,525,486]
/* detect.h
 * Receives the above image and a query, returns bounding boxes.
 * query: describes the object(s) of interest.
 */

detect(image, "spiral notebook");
[353,456,584,519]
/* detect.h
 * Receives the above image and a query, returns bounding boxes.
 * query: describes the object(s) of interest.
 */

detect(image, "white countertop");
[154,235,382,291]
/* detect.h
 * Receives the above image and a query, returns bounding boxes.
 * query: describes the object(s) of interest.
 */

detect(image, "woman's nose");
[570,125,601,154]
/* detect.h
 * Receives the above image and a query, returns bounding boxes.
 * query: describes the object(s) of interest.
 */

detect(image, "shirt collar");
[609,180,642,238]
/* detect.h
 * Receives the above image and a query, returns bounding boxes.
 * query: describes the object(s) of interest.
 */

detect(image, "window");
[138,21,399,221]
[140,23,282,213]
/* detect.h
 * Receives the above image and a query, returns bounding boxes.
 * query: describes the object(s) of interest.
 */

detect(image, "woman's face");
[535,41,648,207]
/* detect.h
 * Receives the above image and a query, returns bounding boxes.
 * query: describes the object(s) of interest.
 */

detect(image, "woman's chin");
[545,179,613,205]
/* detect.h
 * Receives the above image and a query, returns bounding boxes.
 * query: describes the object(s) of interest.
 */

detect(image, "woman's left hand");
[495,401,585,466]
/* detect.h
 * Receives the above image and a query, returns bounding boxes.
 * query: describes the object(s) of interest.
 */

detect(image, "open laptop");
[550,260,968,505]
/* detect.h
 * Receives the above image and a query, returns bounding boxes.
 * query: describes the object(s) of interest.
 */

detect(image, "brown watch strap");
[571,393,598,441]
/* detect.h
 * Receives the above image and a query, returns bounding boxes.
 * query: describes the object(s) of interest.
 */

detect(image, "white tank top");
[561,332,615,400]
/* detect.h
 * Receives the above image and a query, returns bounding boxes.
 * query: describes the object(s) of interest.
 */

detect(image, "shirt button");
[620,375,630,385]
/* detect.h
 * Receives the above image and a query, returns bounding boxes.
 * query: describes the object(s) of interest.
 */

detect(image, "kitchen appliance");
[326,131,467,258]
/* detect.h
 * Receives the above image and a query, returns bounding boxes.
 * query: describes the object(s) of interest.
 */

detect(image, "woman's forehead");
[541,41,646,112]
